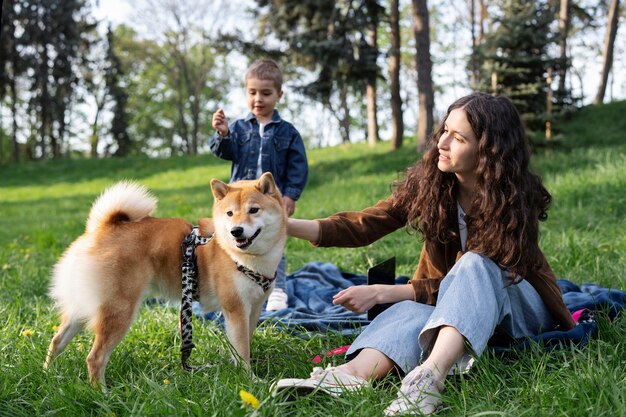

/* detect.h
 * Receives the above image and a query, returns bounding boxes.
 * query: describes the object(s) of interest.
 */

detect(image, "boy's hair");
[246,59,283,91]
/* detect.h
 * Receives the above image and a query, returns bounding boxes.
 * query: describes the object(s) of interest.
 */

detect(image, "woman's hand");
[333,283,416,314]
[332,285,380,314]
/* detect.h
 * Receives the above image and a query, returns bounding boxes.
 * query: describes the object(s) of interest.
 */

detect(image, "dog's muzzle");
[231,227,261,249]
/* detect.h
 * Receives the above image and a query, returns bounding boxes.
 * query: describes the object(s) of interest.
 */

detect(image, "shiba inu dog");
[44,173,287,386]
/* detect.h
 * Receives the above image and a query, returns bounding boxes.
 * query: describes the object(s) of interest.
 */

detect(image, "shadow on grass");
[0,183,221,247]
[0,154,228,188]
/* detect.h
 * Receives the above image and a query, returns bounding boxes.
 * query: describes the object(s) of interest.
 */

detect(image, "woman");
[274,92,575,415]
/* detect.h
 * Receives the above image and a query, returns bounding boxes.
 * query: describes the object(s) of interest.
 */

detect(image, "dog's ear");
[211,179,230,200]
[256,172,278,196]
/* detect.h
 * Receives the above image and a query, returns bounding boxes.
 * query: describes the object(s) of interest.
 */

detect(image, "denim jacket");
[208,110,308,201]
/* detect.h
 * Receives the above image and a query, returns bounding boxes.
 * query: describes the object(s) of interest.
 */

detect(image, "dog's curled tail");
[86,181,157,233]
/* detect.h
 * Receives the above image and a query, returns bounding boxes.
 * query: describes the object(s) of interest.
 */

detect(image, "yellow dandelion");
[163,379,170,385]
[21,329,34,337]
[239,389,260,409]
[52,325,60,332]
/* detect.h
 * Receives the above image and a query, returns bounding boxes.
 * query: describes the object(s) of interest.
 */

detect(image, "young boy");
[209,59,308,311]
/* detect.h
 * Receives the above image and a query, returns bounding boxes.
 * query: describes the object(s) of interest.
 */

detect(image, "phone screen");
[367,257,396,320]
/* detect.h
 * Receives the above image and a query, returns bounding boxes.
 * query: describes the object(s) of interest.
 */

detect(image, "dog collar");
[236,262,277,293]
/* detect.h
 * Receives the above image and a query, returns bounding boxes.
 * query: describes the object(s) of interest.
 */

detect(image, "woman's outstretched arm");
[287,218,321,243]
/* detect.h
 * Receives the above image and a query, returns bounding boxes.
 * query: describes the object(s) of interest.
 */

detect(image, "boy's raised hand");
[212,109,229,136]
[283,196,295,217]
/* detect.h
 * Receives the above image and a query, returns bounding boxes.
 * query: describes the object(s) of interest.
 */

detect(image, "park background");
[0,0,624,158]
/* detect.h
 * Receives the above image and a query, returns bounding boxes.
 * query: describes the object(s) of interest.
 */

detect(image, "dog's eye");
[226,211,233,217]
[249,207,259,214]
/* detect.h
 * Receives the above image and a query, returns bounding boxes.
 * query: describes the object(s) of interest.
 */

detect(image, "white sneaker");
[273,365,369,396]
[384,366,444,416]
[266,288,288,311]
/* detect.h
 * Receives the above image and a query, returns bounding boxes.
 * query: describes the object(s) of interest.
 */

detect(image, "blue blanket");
[195,261,625,350]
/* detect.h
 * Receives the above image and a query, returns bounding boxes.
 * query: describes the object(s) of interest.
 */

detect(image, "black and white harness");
[179,226,276,370]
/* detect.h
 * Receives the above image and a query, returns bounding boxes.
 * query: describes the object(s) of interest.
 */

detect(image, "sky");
[92,0,133,26]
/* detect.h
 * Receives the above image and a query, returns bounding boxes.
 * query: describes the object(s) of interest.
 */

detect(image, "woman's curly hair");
[391,92,551,278]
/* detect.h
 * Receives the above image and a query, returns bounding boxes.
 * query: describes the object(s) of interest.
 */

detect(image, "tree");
[0,0,23,162]
[389,0,404,149]
[412,0,434,152]
[366,0,381,146]
[241,0,383,144]
[594,0,621,104]
[476,0,555,131]
[469,0,488,89]
[79,31,109,159]
[131,0,231,155]
[3,0,95,160]
[109,23,228,156]
[107,26,173,155]
[105,27,131,157]
[556,0,571,105]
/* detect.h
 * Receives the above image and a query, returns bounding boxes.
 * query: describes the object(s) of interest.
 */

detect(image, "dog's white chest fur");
[199,267,273,313]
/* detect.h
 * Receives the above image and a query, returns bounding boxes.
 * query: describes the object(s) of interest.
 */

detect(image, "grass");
[0,101,625,416]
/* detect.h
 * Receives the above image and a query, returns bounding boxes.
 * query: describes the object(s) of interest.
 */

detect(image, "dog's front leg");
[248,301,264,344]
[223,308,251,369]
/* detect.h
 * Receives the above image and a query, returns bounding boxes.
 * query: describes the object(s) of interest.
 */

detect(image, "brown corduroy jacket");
[315,198,575,331]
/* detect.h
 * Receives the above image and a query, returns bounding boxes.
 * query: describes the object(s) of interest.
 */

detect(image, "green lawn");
[0,101,624,416]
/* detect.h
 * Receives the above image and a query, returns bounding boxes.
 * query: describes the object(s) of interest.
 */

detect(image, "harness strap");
[179,227,277,370]
[180,227,211,371]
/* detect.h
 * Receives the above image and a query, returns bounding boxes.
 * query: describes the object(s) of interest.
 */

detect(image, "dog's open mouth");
[235,228,261,249]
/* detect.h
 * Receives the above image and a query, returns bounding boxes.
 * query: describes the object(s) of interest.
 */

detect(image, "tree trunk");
[470,0,478,89]
[594,0,621,104]
[188,65,201,155]
[339,84,351,143]
[546,67,553,140]
[0,115,4,162]
[389,0,404,150]
[478,0,486,43]
[90,94,105,159]
[366,24,379,147]
[557,0,571,102]
[10,77,19,162]
[39,44,50,160]
[412,0,434,153]
[55,107,65,159]
[174,73,190,153]
[471,0,487,90]
[191,101,200,155]
[177,48,199,155]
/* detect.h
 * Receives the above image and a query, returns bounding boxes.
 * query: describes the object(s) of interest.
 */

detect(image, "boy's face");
[245,77,283,122]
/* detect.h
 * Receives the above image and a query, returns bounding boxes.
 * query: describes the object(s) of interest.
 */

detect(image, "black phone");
[367,257,396,321]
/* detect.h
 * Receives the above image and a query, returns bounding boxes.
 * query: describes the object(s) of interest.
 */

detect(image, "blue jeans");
[345,252,555,374]
[274,255,287,291]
